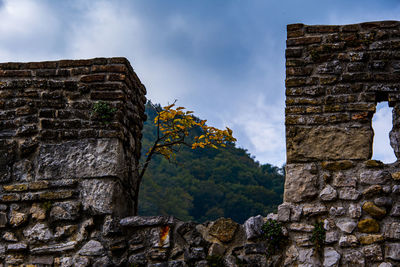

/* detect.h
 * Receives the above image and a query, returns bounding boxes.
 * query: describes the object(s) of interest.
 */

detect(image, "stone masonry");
[282,20,400,266]
[0,20,400,267]
[0,58,147,265]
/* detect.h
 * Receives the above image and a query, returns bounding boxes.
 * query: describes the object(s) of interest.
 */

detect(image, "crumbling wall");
[0,58,146,265]
[1,20,400,267]
[281,20,400,266]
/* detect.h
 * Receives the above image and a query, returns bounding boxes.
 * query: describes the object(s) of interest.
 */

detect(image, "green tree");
[134,101,236,215]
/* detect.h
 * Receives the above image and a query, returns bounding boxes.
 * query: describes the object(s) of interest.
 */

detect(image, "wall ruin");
[282,20,400,266]
[0,20,399,267]
[0,58,147,265]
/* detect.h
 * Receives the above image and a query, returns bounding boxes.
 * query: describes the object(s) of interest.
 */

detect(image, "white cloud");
[0,0,60,61]
[226,94,286,167]
[372,103,396,163]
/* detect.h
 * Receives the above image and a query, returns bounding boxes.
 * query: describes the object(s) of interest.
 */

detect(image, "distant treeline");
[138,102,284,223]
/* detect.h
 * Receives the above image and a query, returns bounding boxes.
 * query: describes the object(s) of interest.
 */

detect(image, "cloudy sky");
[0,0,399,166]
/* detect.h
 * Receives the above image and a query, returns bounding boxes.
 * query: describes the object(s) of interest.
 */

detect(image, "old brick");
[35,69,57,77]
[287,36,322,46]
[3,184,28,192]
[287,30,304,38]
[341,24,360,32]
[287,23,304,32]
[80,74,106,83]
[319,76,338,85]
[92,65,126,73]
[0,70,32,77]
[307,25,340,33]
[286,59,307,67]
[1,194,21,202]
[286,97,322,106]
[90,91,125,100]
[321,160,354,171]
[286,67,313,76]
[108,73,126,81]
[347,103,376,112]
[29,181,49,190]
[38,190,75,200]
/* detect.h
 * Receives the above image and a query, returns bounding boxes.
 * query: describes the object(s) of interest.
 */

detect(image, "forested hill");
[138,102,285,223]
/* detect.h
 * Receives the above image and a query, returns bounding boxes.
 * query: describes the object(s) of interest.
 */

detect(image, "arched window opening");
[372,102,396,163]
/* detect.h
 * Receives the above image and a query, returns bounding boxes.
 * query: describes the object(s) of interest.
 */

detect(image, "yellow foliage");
[150,103,236,160]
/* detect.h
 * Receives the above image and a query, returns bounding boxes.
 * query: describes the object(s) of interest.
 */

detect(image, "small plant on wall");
[92,101,117,123]
[310,221,326,255]
[261,219,286,256]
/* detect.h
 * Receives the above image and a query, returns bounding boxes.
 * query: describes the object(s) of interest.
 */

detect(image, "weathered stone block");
[284,163,318,203]
[362,201,386,218]
[358,219,379,233]
[277,203,291,222]
[359,170,391,185]
[37,138,124,179]
[320,185,337,201]
[78,240,105,256]
[339,235,358,247]
[384,222,400,239]
[80,179,130,216]
[244,215,264,240]
[23,223,53,243]
[359,234,384,245]
[50,201,81,221]
[336,219,357,234]
[323,247,340,267]
[121,216,174,228]
[208,218,238,243]
[338,187,361,200]
[385,243,400,260]
[286,126,372,162]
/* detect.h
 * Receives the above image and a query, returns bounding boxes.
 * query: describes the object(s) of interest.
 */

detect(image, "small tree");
[133,101,236,215]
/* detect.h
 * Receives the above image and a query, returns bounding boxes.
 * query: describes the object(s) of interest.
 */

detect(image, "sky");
[0,0,399,166]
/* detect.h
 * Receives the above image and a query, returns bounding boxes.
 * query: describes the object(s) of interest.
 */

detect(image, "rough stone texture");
[284,163,318,202]
[362,201,386,218]
[0,22,400,266]
[36,139,124,180]
[78,240,104,256]
[23,222,53,243]
[208,218,238,243]
[0,58,145,265]
[385,243,400,261]
[244,215,264,239]
[50,201,80,221]
[358,219,380,233]
[286,126,372,162]
[336,219,357,234]
[323,247,340,267]
[320,185,337,201]
[283,21,400,267]
[80,179,127,216]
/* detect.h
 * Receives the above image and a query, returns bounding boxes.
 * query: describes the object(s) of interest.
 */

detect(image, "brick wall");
[281,20,400,266]
[0,58,147,265]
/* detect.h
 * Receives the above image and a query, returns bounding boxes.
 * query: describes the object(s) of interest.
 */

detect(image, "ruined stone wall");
[0,58,147,265]
[281,20,400,266]
[1,20,400,267]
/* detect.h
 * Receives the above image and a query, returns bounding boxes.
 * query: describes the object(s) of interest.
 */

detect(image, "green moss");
[261,219,286,256]
[92,101,117,123]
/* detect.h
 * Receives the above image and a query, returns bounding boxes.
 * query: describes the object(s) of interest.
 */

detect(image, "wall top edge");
[287,20,400,32]
[0,57,130,69]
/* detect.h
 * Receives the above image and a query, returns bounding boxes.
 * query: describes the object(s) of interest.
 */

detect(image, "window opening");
[372,102,396,163]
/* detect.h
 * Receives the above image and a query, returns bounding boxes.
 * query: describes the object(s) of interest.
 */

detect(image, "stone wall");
[281,20,400,266]
[1,20,400,267]
[0,58,147,265]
